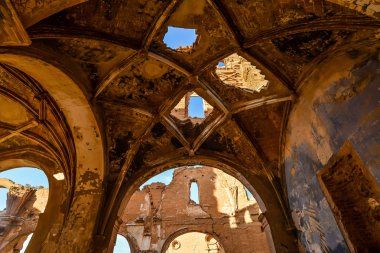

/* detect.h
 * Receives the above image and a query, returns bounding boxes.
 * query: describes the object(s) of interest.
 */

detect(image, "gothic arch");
[109,154,292,253]
[0,159,62,253]
[161,229,225,253]
[0,48,105,251]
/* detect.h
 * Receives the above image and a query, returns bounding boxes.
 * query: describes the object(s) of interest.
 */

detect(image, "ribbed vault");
[0,0,379,252]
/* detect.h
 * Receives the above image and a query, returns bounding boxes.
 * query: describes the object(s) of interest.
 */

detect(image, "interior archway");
[0,49,105,252]
[1,1,379,252]
[163,231,224,253]
[110,162,279,253]
[0,167,49,253]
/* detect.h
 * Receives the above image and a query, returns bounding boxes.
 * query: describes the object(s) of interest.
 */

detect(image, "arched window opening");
[0,167,49,253]
[189,180,200,205]
[114,234,131,253]
[20,233,33,253]
[165,232,224,253]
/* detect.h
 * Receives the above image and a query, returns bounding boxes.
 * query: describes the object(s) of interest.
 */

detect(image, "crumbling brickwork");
[0,179,48,253]
[0,0,379,252]
[118,167,272,253]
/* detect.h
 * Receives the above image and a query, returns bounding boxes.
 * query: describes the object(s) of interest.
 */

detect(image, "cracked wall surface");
[285,46,380,253]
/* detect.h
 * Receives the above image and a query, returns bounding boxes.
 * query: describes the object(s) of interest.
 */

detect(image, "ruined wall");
[0,179,48,253]
[119,167,271,253]
[285,45,380,252]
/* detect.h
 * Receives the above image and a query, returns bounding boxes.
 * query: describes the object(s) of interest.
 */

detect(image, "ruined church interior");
[0,0,379,252]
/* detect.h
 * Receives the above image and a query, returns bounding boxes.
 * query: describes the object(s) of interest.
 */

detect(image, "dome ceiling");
[19,0,379,199]
[0,0,379,245]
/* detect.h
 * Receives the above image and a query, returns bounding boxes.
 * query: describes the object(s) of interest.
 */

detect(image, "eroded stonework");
[0,179,48,253]
[0,0,379,252]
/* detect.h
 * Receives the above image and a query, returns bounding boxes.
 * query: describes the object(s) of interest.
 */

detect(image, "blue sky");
[188,96,205,118]
[190,181,199,203]
[139,169,174,189]
[0,167,48,210]
[245,186,254,200]
[114,235,131,253]
[163,26,197,49]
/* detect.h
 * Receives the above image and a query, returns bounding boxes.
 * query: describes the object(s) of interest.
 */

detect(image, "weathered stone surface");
[285,46,380,252]
[0,0,378,252]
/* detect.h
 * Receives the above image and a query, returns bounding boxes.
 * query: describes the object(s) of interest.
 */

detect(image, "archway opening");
[114,234,131,253]
[165,232,224,253]
[0,167,49,252]
[116,165,273,253]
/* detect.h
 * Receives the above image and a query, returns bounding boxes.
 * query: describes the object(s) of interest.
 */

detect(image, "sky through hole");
[163,26,197,49]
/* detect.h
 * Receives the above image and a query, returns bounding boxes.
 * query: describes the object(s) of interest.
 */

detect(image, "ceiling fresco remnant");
[0,0,379,252]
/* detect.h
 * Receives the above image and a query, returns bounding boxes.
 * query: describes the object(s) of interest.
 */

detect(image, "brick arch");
[0,48,105,252]
[109,155,292,253]
[161,229,225,253]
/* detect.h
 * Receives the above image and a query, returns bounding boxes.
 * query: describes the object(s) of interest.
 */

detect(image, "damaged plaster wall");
[285,45,380,252]
[118,167,271,253]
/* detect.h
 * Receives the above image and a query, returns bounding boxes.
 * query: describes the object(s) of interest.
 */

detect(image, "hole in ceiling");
[215,53,269,92]
[163,26,197,53]
[170,92,213,124]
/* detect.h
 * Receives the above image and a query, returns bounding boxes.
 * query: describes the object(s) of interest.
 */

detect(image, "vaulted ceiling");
[0,0,379,250]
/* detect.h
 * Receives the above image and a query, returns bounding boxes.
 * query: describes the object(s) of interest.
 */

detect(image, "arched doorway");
[164,232,224,253]
[113,165,275,253]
